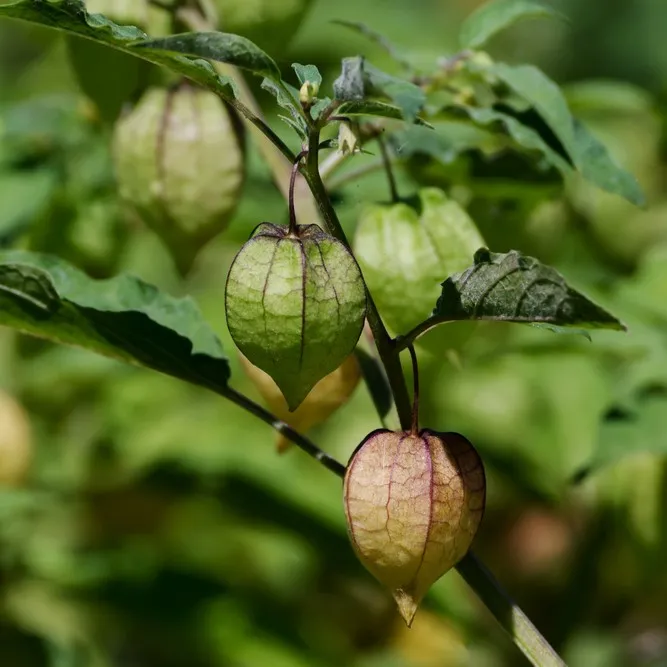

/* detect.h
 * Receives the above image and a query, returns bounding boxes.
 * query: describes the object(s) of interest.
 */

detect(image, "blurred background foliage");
[1,0,667,665]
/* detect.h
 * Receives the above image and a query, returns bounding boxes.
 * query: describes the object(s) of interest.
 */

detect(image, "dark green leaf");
[364,63,425,122]
[460,0,566,49]
[0,0,238,101]
[333,56,365,101]
[292,63,322,88]
[135,32,281,80]
[492,63,577,155]
[459,105,571,171]
[0,250,230,391]
[332,20,412,71]
[430,248,625,331]
[354,348,392,419]
[490,62,645,205]
[337,100,432,126]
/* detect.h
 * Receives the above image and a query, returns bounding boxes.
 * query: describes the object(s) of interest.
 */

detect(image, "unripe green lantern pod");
[213,0,314,54]
[354,188,485,343]
[225,223,367,410]
[112,84,245,275]
[344,429,485,626]
[67,0,170,122]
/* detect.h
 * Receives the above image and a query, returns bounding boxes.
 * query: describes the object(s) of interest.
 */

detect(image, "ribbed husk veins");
[112,84,245,274]
[344,429,486,626]
[354,188,485,335]
[225,223,367,411]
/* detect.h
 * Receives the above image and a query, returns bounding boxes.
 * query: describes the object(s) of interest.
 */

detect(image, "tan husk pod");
[0,390,32,487]
[239,353,361,453]
[112,82,245,275]
[344,429,485,625]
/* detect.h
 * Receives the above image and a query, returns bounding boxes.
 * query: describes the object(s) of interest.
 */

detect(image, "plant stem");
[221,387,346,477]
[377,134,400,202]
[288,151,308,235]
[456,553,567,667]
[223,381,563,666]
[151,23,565,661]
[304,127,413,431]
[407,344,419,435]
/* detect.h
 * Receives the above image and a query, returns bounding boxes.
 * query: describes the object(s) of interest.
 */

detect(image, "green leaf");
[572,118,646,208]
[492,63,577,155]
[429,248,625,332]
[292,63,322,88]
[460,0,565,49]
[576,395,667,480]
[0,250,230,391]
[135,31,281,80]
[489,63,645,205]
[458,105,571,172]
[332,20,412,71]
[261,78,306,135]
[364,63,425,122]
[337,100,432,126]
[0,0,238,101]
[333,56,366,101]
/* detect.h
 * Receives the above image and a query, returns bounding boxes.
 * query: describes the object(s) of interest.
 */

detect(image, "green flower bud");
[354,188,485,336]
[67,0,170,122]
[299,80,319,106]
[344,429,485,626]
[225,223,367,410]
[112,84,245,275]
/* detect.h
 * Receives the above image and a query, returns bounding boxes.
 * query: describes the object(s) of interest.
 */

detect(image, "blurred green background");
[1,0,667,665]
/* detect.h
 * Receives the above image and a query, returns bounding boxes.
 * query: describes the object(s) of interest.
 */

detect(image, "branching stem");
[377,133,400,202]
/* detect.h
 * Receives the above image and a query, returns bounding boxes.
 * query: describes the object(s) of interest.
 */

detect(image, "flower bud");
[225,223,366,410]
[113,84,245,275]
[299,80,319,106]
[344,429,485,625]
[338,123,361,156]
[239,353,361,453]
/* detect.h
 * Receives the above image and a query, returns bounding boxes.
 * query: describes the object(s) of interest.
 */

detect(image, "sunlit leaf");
[490,63,645,205]
[428,248,625,331]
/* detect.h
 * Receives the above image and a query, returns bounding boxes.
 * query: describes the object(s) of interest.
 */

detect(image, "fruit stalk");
[303,125,413,431]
